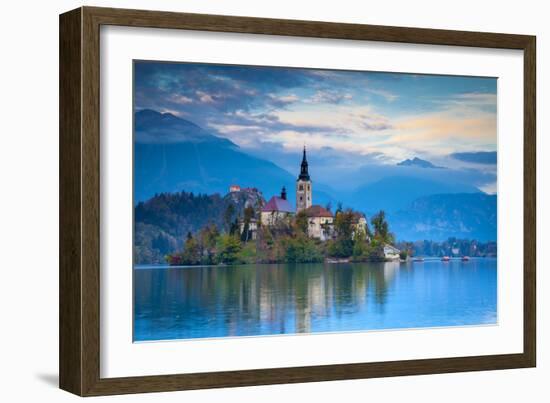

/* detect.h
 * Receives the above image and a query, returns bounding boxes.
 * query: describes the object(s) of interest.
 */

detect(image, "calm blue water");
[134,258,497,341]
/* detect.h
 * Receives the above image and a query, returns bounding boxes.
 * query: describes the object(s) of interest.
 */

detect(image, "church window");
[299,184,303,191]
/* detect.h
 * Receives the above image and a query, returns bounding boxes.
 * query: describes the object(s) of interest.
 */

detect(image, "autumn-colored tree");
[371,210,394,244]
[199,223,219,264]
[294,210,309,236]
[180,232,201,265]
[352,228,371,259]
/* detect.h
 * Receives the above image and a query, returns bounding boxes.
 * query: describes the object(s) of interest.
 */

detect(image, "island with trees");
[165,205,396,266]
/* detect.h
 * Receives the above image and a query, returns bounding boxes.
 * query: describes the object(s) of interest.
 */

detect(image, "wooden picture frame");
[59,6,536,396]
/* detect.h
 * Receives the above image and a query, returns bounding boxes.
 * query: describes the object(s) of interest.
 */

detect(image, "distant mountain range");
[350,176,480,214]
[389,193,497,242]
[397,157,444,169]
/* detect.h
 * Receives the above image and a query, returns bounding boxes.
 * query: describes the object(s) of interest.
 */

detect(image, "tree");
[284,235,323,263]
[294,210,309,236]
[334,209,354,239]
[371,210,394,244]
[199,223,219,264]
[238,242,258,264]
[216,234,242,264]
[255,226,277,263]
[363,214,373,239]
[352,228,370,258]
[240,206,255,242]
[328,209,355,257]
[229,217,240,236]
[255,197,264,217]
[151,233,171,255]
[240,221,250,242]
[223,204,235,233]
[399,241,414,259]
[180,232,201,265]
[335,202,343,215]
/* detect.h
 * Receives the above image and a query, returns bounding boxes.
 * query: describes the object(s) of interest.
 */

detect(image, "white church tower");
[296,146,312,212]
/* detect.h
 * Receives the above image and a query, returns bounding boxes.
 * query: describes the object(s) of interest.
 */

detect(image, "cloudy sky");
[134,61,497,193]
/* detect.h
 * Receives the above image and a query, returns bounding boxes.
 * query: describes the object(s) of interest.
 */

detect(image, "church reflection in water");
[134,258,496,341]
[134,262,406,340]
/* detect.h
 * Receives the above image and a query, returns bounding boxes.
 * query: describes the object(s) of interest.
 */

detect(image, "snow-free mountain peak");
[397,157,444,169]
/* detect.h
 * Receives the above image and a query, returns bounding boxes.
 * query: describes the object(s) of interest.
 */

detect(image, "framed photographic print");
[59,6,536,396]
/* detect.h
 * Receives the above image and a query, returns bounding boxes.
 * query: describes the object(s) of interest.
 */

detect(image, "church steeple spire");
[298,146,310,181]
[296,146,312,213]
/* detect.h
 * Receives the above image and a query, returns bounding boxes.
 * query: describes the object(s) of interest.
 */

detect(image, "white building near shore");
[383,244,401,260]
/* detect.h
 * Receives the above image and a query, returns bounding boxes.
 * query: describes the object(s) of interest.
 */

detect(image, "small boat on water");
[413,257,425,262]
[461,256,470,262]
[441,256,450,262]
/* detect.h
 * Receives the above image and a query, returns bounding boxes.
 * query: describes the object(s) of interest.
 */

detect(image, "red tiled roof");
[261,196,295,213]
[305,205,333,218]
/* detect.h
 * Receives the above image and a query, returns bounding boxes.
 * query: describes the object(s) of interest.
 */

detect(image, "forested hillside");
[134,190,263,264]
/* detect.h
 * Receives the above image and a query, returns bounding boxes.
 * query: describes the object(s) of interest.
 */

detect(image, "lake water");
[134,258,497,341]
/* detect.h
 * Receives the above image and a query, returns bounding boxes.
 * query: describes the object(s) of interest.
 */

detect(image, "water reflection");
[134,259,496,341]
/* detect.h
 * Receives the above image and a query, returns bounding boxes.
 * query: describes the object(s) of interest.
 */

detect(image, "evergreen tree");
[335,202,343,214]
[216,234,243,264]
[224,204,235,233]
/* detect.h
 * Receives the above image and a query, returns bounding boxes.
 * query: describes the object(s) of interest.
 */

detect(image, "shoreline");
[134,256,496,270]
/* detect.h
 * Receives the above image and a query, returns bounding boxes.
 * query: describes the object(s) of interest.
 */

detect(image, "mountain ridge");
[389,192,496,242]
[397,157,444,169]
[350,176,480,214]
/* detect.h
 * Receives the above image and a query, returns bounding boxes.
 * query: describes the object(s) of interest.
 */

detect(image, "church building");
[261,186,295,226]
[296,147,312,212]
[259,147,340,241]
[295,147,336,240]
